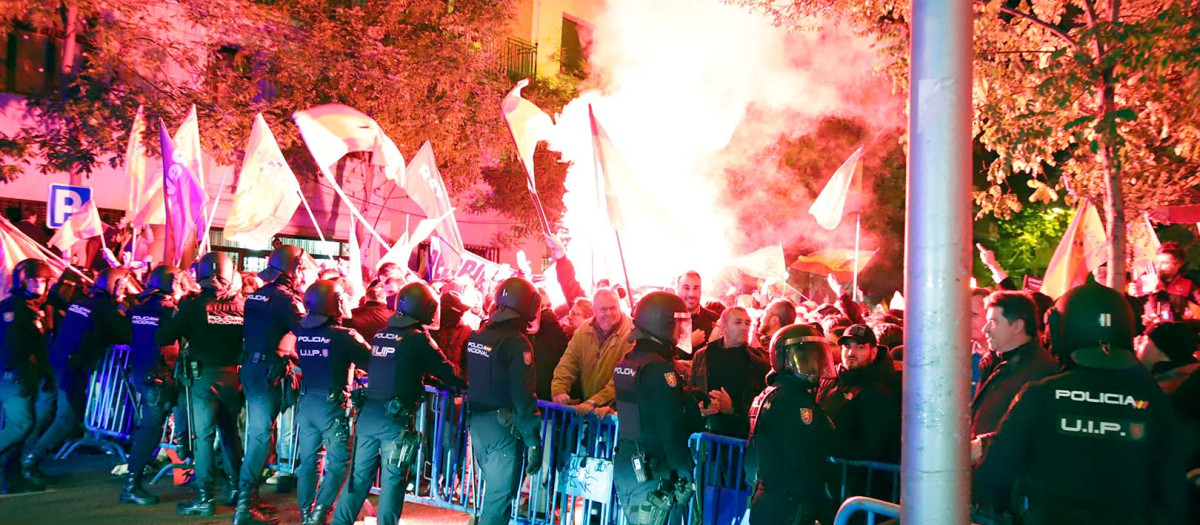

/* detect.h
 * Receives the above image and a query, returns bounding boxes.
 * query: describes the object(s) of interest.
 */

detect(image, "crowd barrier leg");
[55,345,137,462]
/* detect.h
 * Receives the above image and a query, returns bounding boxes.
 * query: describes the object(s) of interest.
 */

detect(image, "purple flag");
[159,118,207,266]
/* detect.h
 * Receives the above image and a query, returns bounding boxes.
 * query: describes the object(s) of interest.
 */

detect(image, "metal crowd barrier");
[833,496,900,525]
[685,433,902,524]
[687,433,752,525]
[397,385,482,513]
[514,400,621,525]
[56,344,137,462]
[268,404,300,476]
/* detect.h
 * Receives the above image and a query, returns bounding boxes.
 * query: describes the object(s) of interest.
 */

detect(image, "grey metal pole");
[903,0,974,522]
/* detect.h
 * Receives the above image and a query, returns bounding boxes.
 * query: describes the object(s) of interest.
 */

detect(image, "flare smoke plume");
[547,0,903,290]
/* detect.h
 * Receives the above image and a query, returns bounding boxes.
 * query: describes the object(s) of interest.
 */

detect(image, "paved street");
[0,453,470,524]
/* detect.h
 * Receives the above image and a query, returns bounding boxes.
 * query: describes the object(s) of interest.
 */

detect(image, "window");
[560,16,593,77]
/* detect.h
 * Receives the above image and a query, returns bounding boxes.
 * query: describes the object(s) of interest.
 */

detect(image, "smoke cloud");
[547,0,903,291]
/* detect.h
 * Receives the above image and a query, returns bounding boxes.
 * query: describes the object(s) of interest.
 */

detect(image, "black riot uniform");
[0,260,53,493]
[26,268,134,483]
[119,265,182,506]
[333,282,466,525]
[744,324,836,525]
[613,291,703,525]
[974,282,1187,524]
[291,280,371,525]
[235,245,307,525]
[156,253,246,517]
[466,277,544,525]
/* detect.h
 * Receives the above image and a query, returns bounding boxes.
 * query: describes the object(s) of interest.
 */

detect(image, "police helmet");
[259,245,306,282]
[143,265,182,296]
[1046,282,1136,366]
[92,268,133,297]
[195,252,235,291]
[301,279,344,329]
[391,281,438,328]
[770,323,834,382]
[489,277,541,324]
[11,258,53,292]
[631,291,689,344]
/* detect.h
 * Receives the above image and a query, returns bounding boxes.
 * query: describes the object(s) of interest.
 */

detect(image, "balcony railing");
[486,36,537,81]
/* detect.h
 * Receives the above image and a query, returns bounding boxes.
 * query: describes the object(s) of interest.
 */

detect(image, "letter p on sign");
[47,184,93,228]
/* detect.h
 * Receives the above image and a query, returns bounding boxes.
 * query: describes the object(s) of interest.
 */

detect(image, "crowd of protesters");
[2,213,1200,525]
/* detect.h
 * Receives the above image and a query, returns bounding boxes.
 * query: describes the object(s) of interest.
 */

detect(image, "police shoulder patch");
[3,311,12,323]
[664,372,677,388]
[522,351,532,366]
[800,408,813,425]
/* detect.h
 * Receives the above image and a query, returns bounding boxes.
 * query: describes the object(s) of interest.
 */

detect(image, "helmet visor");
[674,313,693,355]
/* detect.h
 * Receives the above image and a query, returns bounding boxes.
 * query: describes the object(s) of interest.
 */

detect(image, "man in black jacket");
[971,291,1059,444]
[818,324,900,464]
[691,306,770,438]
[974,282,1186,524]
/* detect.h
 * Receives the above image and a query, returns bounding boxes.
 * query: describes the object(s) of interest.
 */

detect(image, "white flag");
[224,114,303,244]
[808,146,864,230]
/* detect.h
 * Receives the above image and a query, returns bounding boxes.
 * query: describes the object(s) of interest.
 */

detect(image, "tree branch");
[974,0,1079,48]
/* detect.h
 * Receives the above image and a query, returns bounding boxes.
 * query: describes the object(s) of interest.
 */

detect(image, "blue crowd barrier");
[56,344,137,462]
[688,432,752,525]
[514,400,621,525]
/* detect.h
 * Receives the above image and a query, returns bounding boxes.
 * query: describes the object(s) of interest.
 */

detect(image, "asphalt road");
[0,453,471,525]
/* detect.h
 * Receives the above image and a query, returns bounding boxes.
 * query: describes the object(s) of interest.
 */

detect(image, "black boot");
[176,484,216,516]
[302,504,329,525]
[232,490,279,525]
[249,488,277,514]
[19,453,52,486]
[119,472,160,505]
[223,482,238,506]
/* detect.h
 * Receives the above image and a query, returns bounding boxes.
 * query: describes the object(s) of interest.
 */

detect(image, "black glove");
[525,444,543,475]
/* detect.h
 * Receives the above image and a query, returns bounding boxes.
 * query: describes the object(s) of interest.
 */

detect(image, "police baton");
[344,367,365,492]
[174,348,197,456]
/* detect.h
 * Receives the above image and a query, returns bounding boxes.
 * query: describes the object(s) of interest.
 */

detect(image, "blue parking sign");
[47,184,93,228]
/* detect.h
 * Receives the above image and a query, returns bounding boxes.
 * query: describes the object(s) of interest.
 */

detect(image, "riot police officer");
[612,291,703,525]
[466,277,544,525]
[974,282,1186,523]
[0,259,53,493]
[235,244,309,525]
[745,324,836,524]
[291,279,371,525]
[333,282,466,525]
[157,252,246,517]
[25,267,134,485]
[119,265,184,506]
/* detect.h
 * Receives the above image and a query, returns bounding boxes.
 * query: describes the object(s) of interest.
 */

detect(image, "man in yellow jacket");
[551,288,634,411]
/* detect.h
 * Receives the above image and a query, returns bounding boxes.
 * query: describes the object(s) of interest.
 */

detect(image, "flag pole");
[319,165,389,247]
[588,104,634,311]
[295,187,327,243]
[853,212,862,302]
[499,112,553,237]
[200,166,232,254]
